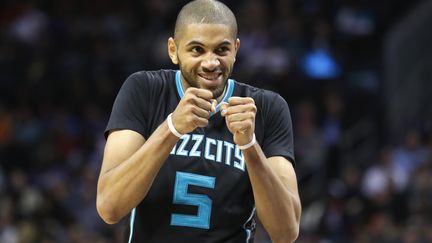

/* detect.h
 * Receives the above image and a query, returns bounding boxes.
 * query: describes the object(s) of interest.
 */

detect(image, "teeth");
[200,74,220,80]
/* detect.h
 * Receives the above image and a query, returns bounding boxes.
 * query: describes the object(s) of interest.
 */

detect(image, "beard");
[179,64,229,100]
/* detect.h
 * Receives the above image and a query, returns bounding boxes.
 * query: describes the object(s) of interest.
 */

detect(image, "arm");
[244,150,301,242]
[96,125,178,224]
[221,98,301,242]
[97,88,216,224]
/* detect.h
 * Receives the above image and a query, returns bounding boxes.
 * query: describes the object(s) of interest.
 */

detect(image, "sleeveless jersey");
[105,70,295,243]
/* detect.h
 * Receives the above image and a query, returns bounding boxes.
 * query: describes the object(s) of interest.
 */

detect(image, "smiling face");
[168,23,240,100]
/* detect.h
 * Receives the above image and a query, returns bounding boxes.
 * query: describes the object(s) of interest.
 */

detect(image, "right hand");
[171,87,217,134]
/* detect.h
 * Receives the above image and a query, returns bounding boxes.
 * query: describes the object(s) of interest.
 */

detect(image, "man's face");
[169,23,240,99]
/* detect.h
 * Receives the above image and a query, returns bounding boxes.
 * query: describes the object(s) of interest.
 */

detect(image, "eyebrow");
[185,40,232,47]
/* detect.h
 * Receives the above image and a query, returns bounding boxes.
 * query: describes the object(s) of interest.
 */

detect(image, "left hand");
[220,97,256,146]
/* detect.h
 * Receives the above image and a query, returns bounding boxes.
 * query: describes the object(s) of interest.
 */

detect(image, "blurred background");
[0,0,431,242]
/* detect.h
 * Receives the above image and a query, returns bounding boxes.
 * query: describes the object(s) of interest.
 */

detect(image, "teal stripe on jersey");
[175,71,185,98]
[243,206,256,243]
[215,78,234,113]
[128,208,137,243]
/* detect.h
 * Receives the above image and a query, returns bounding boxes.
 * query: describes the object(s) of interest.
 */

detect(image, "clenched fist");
[171,87,217,134]
[220,97,256,146]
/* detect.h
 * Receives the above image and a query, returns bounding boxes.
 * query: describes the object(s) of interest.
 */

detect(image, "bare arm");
[221,97,301,242]
[97,124,178,224]
[97,87,216,224]
[244,151,301,242]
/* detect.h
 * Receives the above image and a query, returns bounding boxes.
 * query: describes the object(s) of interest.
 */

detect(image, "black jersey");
[105,70,295,243]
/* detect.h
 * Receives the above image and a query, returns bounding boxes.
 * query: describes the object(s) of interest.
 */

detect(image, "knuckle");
[196,118,208,127]
[186,104,194,113]
[192,118,199,127]
[185,116,191,124]
[203,119,209,127]
[184,94,193,102]
[248,111,255,118]
[229,114,236,122]
[187,87,197,93]
[201,110,210,119]
[192,117,200,127]
[204,89,213,97]
[187,114,195,124]
[237,123,244,130]
[189,97,198,106]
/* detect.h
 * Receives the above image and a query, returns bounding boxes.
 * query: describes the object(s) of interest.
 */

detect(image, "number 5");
[170,172,216,229]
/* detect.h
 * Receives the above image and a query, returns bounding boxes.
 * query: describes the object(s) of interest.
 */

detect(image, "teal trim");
[243,206,256,243]
[175,70,184,98]
[215,78,234,113]
[128,208,137,243]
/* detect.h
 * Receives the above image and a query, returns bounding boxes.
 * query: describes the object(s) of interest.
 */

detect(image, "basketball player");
[96,0,301,242]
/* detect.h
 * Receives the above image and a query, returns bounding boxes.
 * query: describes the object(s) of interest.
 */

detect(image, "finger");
[226,112,254,123]
[224,103,256,116]
[228,97,255,106]
[211,99,217,113]
[229,121,252,134]
[187,87,213,101]
[191,96,213,111]
[220,102,229,116]
[194,116,209,128]
[191,105,211,119]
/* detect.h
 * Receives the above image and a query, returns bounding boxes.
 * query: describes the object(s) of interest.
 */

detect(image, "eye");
[216,46,230,55]
[190,46,204,55]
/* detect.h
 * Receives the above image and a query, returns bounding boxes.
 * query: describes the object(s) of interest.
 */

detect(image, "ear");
[168,37,179,65]
[234,38,240,62]
[235,38,240,51]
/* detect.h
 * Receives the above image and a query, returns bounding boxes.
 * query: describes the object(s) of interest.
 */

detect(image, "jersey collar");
[175,70,235,114]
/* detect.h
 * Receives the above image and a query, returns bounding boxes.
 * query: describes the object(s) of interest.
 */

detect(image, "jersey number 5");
[170,172,216,229]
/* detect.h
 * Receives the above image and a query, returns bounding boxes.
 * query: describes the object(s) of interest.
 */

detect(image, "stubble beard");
[179,66,228,100]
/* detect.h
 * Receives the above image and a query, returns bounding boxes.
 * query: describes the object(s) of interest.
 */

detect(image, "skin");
[97,22,301,242]
[169,24,238,104]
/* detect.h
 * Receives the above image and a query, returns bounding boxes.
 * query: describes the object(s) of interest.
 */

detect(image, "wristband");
[167,113,184,138]
[237,133,256,150]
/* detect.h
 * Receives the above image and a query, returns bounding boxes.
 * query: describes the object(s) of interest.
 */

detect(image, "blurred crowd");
[0,0,430,242]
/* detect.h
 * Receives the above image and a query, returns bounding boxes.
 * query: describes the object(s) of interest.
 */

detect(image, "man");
[96,0,301,242]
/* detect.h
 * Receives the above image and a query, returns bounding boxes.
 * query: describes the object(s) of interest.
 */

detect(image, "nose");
[201,53,220,71]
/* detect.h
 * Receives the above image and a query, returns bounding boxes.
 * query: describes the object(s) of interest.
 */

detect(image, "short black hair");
[174,0,237,39]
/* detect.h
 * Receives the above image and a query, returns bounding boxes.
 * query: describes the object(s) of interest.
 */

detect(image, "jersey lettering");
[171,172,216,229]
[204,138,217,161]
[224,141,234,166]
[234,146,245,171]
[170,144,177,155]
[176,134,190,156]
[189,134,204,157]
[171,133,247,172]
[216,140,223,162]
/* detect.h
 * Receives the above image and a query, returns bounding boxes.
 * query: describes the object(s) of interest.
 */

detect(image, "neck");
[215,86,227,103]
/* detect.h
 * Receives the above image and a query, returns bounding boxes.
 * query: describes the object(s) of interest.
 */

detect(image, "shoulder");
[119,69,176,99]
[114,69,176,105]
[234,81,287,108]
[125,69,176,87]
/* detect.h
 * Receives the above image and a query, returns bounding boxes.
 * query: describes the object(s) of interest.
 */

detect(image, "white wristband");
[167,113,184,138]
[237,133,256,150]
